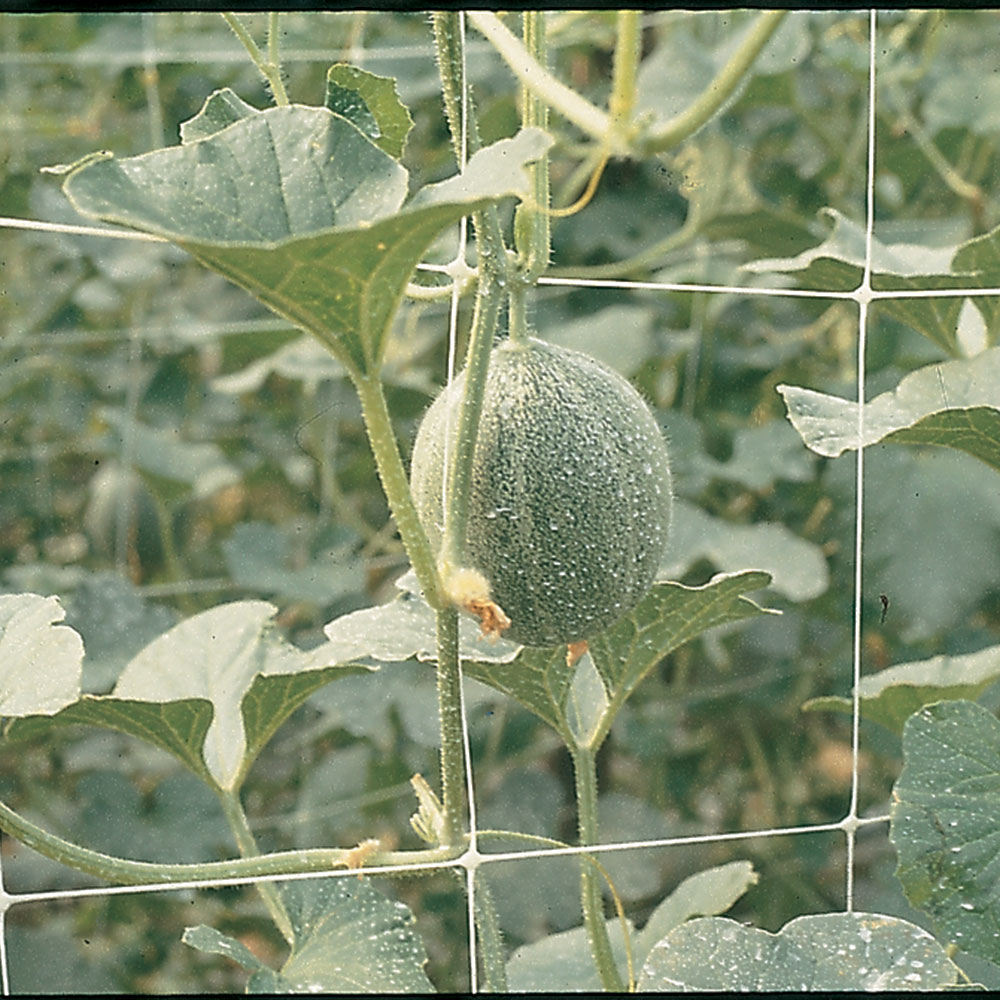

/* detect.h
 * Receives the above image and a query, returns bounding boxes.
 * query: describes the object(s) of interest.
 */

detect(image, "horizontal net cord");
[6,214,997,303]
[0,812,891,908]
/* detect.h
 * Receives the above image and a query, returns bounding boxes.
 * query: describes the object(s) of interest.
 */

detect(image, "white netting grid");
[0,8,982,993]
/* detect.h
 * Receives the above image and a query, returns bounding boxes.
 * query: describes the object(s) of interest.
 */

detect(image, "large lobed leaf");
[59,94,550,376]
[778,345,1000,473]
[891,699,1000,966]
[638,912,961,991]
[8,601,372,791]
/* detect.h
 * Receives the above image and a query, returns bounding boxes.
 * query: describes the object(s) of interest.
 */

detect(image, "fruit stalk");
[572,744,626,992]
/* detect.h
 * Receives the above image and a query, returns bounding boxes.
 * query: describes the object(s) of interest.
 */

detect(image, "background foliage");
[1,9,999,992]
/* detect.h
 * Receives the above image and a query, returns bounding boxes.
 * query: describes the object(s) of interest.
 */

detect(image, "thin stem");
[438,269,506,575]
[609,10,642,126]
[435,607,467,847]
[643,10,787,154]
[352,372,445,609]
[516,10,551,281]
[222,12,289,106]
[468,11,618,152]
[0,794,461,886]
[571,745,625,993]
[219,788,294,944]
[508,280,530,348]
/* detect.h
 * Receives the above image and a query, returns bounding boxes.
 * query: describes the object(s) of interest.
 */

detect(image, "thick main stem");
[352,372,445,609]
[435,606,466,847]
[572,745,625,993]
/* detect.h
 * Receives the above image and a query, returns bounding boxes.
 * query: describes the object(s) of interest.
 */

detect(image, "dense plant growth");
[1,9,999,993]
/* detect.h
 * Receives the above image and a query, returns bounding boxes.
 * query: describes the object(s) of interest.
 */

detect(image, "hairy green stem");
[219,788,294,944]
[610,10,642,127]
[221,12,289,106]
[468,11,619,152]
[0,795,461,886]
[508,280,530,348]
[571,745,625,992]
[643,10,787,154]
[435,607,467,847]
[516,10,551,280]
[352,372,445,609]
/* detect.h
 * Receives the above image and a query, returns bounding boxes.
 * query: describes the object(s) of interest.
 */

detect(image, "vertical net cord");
[438,11,484,992]
[845,7,878,915]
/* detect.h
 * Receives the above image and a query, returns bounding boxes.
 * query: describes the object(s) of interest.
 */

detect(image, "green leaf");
[325,64,413,159]
[270,878,434,993]
[778,347,1000,473]
[182,924,269,973]
[0,593,82,717]
[314,571,521,668]
[804,644,1000,735]
[745,208,999,354]
[13,601,372,790]
[637,912,960,991]
[464,572,776,747]
[61,106,551,375]
[178,88,259,144]
[662,500,828,602]
[892,700,1000,963]
[587,572,775,746]
[633,861,759,970]
[7,696,215,785]
[506,918,633,993]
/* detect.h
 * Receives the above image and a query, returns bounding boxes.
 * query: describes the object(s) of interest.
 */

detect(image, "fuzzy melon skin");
[410,337,672,648]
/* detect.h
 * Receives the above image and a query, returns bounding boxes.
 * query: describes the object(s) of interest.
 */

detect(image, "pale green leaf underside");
[638,912,959,991]
[891,700,1000,965]
[0,593,82,717]
[804,643,1000,734]
[61,102,550,375]
[778,346,1000,472]
[746,208,1000,353]
[275,878,434,993]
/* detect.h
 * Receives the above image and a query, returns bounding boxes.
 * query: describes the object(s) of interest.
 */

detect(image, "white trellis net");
[0,8,982,993]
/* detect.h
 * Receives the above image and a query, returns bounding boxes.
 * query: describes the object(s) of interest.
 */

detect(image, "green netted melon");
[410,336,672,648]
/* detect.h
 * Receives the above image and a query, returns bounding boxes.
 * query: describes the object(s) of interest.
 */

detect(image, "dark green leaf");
[465,572,775,747]
[638,912,960,991]
[588,572,775,746]
[62,112,550,374]
[892,700,1000,964]
[325,64,413,159]
[7,696,215,785]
